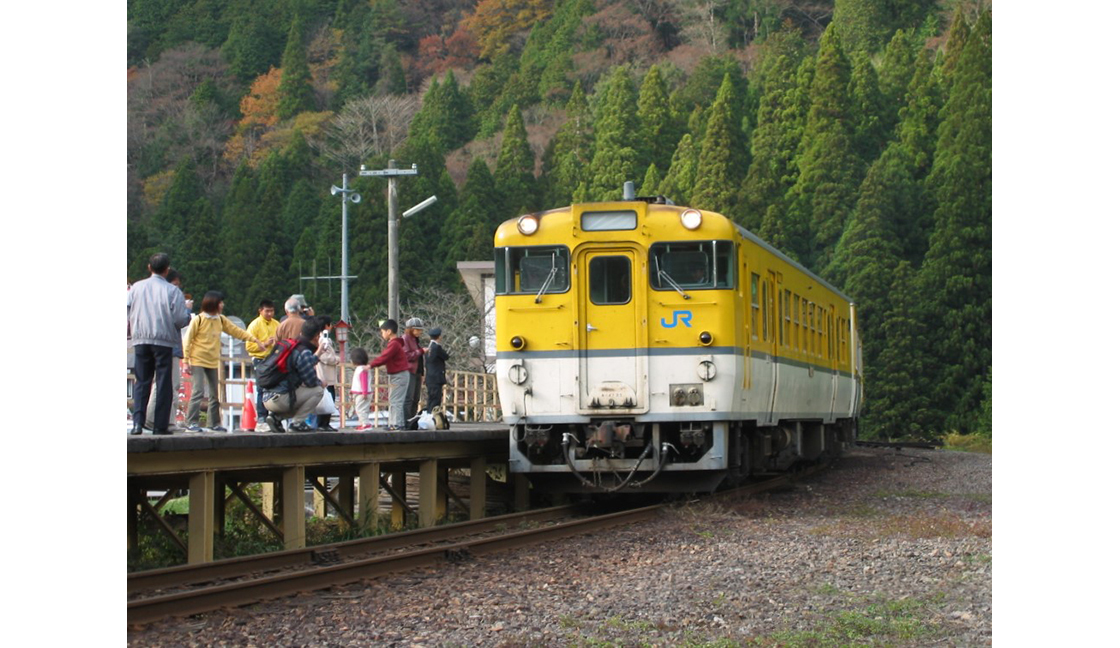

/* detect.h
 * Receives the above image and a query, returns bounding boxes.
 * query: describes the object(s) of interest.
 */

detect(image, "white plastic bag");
[417,410,436,430]
[314,389,338,415]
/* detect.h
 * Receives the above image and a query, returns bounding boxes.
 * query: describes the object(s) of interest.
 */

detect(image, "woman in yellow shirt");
[184,291,263,432]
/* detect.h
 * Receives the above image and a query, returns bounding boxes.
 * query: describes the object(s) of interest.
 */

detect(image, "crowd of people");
[127,252,451,435]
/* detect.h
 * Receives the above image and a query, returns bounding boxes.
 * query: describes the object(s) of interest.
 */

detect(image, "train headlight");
[698,331,713,346]
[509,363,528,385]
[517,215,539,235]
[510,335,526,351]
[680,209,702,230]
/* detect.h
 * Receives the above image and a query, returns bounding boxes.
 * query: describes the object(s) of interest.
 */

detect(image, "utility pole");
[328,174,361,323]
[359,160,418,322]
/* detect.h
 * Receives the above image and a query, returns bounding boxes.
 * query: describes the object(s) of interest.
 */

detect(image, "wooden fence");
[126,357,502,428]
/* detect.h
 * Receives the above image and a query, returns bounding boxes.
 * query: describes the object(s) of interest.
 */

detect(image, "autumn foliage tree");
[463,0,553,60]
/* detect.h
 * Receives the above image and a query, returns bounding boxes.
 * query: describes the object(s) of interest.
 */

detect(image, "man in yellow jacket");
[246,299,280,430]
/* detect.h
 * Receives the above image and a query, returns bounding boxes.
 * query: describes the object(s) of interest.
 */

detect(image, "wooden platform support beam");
[420,459,448,527]
[470,457,487,520]
[338,476,355,522]
[390,470,407,529]
[188,471,215,564]
[282,466,306,550]
[358,463,380,532]
[139,496,187,556]
[312,478,326,518]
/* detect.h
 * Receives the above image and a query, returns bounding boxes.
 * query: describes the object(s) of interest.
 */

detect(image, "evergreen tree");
[692,73,748,215]
[409,71,475,153]
[246,244,293,320]
[919,9,991,434]
[394,136,461,291]
[179,197,224,300]
[277,20,316,120]
[282,179,321,255]
[494,105,538,217]
[540,83,592,207]
[863,261,940,439]
[895,50,943,266]
[639,163,661,197]
[784,24,862,270]
[940,5,971,82]
[879,30,916,135]
[374,44,407,96]
[831,0,892,54]
[223,13,283,84]
[219,163,265,315]
[442,157,500,264]
[848,52,890,165]
[152,158,203,261]
[740,42,811,231]
[658,133,698,205]
[587,67,640,201]
[637,65,674,172]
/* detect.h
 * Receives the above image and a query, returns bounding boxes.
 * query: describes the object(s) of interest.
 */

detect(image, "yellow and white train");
[494,187,862,493]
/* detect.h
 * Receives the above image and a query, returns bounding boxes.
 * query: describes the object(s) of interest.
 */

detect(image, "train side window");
[750,274,760,340]
[792,293,801,351]
[588,256,631,305]
[784,290,792,346]
[817,307,824,358]
[761,279,770,341]
[810,302,819,355]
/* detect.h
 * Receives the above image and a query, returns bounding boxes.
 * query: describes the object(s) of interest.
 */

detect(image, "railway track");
[128,466,826,626]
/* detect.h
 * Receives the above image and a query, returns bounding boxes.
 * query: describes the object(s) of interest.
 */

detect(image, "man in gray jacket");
[128,253,192,435]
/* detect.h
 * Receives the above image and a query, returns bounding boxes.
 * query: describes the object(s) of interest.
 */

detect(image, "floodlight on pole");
[330,174,361,324]
[403,195,438,218]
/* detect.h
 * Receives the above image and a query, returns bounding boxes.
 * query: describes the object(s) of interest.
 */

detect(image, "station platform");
[128,423,518,565]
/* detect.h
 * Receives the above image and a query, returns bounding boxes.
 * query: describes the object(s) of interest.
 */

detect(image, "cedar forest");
[127,0,992,441]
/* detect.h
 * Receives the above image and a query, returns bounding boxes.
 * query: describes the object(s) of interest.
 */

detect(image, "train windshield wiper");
[535,254,559,303]
[655,257,690,299]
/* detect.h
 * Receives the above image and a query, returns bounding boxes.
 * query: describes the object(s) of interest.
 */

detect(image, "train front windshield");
[495,246,571,295]
[649,241,735,290]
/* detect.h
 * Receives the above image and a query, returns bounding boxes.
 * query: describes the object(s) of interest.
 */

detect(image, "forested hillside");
[127,0,992,439]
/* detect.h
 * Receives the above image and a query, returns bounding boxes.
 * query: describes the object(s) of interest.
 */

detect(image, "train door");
[577,246,647,412]
[765,270,780,425]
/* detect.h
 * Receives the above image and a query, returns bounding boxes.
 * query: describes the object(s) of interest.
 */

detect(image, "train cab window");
[495,246,570,296]
[588,256,631,305]
[750,274,760,340]
[650,241,735,292]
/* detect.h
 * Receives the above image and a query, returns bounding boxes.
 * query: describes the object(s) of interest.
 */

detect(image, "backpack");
[431,405,450,430]
[256,339,300,390]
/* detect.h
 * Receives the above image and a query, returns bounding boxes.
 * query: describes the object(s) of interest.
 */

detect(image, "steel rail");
[128,464,831,626]
[128,504,583,594]
[127,504,659,625]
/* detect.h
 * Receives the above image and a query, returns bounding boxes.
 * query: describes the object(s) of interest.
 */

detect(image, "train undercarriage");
[510,418,856,494]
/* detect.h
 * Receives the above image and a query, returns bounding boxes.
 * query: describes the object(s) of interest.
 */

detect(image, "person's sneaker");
[265,415,284,434]
[289,421,314,432]
[255,421,270,433]
[143,421,155,432]
[186,424,203,432]
[210,425,228,433]
[355,424,373,431]
[317,423,337,432]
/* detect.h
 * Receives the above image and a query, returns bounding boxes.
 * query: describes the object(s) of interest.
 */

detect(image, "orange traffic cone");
[242,380,257,431]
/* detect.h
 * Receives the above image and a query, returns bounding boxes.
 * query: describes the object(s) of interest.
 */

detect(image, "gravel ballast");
[128,447,992,646]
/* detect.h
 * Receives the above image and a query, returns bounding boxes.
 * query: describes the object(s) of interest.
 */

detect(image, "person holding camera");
[276,294,313,341]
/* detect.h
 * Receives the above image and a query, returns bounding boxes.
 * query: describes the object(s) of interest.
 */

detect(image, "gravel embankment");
[128,447,992,646]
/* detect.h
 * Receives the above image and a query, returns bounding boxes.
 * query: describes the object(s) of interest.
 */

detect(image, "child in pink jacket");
[350,348,372,431]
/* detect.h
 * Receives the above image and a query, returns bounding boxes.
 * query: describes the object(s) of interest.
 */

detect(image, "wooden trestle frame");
[128,435,512,564]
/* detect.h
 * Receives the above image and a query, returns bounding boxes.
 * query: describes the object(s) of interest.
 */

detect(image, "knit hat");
[405,317,424,328]
[428,327,442,338]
